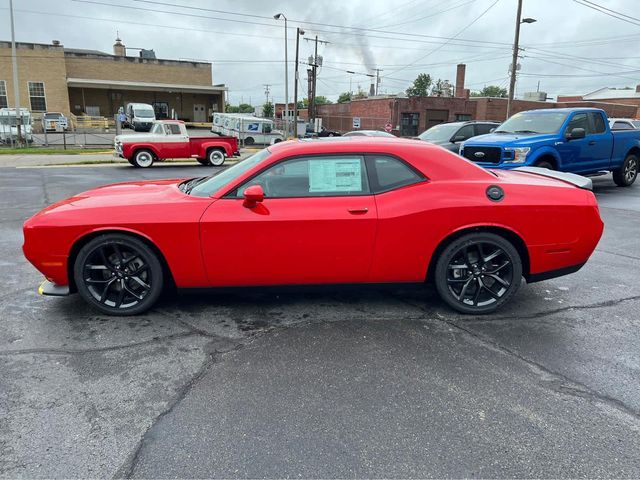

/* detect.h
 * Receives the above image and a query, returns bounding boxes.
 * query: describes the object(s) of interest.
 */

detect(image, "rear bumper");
[527,262,585,283]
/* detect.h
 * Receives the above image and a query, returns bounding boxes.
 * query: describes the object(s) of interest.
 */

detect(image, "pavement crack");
[596,248,640,262]
[386,292,640,425]
[113,341,246,479]
[0,332,199,356]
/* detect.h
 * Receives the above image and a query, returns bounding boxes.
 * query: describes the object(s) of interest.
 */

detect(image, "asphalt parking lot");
[1,164,639,478]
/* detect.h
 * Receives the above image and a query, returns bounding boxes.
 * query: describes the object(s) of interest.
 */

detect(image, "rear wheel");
[434,233,522,314]
[245,137,255,146]
[73,234,164,316]
[612,154,638,187]
[207,148,226,166]
[132,149,154,168]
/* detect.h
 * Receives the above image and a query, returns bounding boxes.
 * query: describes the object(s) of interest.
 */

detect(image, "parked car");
[417,121,500,152]
[317,126,341,137]
[460,108,640,187]
[0,108,32,143]
[125,103,156,131]
[42,112,69,132]
[212,113,284,145]
[343,130,395,137]
[25,137,603,316]
[609,118,640,130]
[114,120,239,167]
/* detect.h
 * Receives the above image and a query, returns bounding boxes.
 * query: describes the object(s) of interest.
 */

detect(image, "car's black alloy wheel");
[613,154,638,187]
[435,233,522,314]
[74,234,163,315]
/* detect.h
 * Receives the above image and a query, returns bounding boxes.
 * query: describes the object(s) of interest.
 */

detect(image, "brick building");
[0,38,226,127]
[316,64,638,136]
[558,86,640,117]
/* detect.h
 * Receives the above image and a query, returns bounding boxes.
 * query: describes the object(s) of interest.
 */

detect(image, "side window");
[167,124,181,135]
[565,113,588,135]
[263,123,272,134]
[475,123,495,135]
[612,121,633,131]
[455,125,474,141]
[237,155,369,198]
[366,155,424,193]
[589,113,606,134]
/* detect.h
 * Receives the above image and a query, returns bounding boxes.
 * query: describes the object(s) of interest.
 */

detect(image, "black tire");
[434,233,522,314]
[535,159,554,170]
[245,136,255,146]
[207,148,226,166]
[73,234,164,316]
[196,158,210,166]
[127,158,135,166]
[612,154,638,187]
[132,149,154,168]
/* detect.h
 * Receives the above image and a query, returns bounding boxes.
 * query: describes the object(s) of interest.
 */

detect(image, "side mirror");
[242,184,264,208]
[452,135,466,143]
[566,127,586,140]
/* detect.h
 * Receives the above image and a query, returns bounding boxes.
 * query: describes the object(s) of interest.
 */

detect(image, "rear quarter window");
[366,155,424,193]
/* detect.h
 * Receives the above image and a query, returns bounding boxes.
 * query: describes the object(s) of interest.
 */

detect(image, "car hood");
[115,133,154,143]
[25,179,197,225]
[463,132,557,147]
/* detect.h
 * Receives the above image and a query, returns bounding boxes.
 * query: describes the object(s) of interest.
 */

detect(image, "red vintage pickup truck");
[114,120,240,168]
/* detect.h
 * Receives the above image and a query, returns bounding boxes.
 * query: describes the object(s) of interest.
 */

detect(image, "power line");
[573,0,640,27]
[383,0,501,77]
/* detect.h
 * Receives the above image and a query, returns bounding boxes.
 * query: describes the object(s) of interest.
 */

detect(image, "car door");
[161,123,190,158]
[586,112,613,170]
[556,112,593,173]
[199,154,378,286]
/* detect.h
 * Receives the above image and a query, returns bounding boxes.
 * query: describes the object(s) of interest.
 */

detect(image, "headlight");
[504,147,530,163]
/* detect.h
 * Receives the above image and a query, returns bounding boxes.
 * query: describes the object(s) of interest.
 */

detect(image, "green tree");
[337,92,352,103]
[470,85,508,98]
[262,101,274,118]
[297,98,309,109]
[406,73,432,97]
[238,103,255,113]
[315,96,332,105]
[225,102,239,113]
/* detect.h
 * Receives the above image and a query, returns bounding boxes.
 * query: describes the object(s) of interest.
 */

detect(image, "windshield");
[633,121,640,128]
[135,109,155,118]
[496,112,569,134]
[190,148,271,197]
[44,113,62,119]
[418,123,461,142]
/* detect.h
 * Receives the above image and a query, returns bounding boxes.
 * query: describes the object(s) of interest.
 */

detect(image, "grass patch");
[0,147,112,155]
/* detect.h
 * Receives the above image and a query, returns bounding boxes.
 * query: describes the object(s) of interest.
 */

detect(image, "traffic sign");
[352,117,361,129]
[384,122,393,133]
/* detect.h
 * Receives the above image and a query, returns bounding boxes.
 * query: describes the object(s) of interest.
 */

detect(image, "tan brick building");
[0,38,226,127]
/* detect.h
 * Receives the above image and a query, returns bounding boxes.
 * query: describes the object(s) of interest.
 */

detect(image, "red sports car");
[23,138,603,316]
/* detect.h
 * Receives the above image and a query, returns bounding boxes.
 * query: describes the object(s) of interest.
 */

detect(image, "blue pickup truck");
[459,108,640,187]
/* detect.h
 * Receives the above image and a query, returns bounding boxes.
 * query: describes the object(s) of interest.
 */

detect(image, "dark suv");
[418,121,500,152]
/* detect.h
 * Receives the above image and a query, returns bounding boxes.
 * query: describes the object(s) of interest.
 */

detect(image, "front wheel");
[132,149,154,168]
[207,148,226,166]
[244,137,255,146]
[535,160,554,170]
[612,154,638,187]
[73,234,164,316]
[434,233,522,314]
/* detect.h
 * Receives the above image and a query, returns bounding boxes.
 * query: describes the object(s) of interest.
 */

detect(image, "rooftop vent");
[140,49,156,59]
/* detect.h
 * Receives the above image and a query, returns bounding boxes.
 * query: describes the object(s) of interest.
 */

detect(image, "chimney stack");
[113,36,125,57]
[455,64,467,98]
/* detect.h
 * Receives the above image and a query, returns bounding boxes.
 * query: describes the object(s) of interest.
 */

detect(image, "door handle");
[348,208,369,214]
[588,141,596,145]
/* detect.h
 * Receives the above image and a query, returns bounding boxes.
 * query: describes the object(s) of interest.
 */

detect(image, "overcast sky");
[4,0,640,105]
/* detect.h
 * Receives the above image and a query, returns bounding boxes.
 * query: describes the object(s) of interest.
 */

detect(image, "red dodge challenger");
[23,138,603,316]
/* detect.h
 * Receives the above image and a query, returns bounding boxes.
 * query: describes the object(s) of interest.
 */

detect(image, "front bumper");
[38,279,70,296]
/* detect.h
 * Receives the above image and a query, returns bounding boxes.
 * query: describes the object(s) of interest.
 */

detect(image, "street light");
[293,28,305,138]
[506,0,536,119]
[274,13,289,138]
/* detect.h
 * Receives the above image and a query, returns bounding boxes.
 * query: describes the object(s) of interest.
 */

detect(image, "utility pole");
[273,13,289,138]
[304,36,329,124]
[506,0,536,119]
[293,27,304,138]
[9,0,23,145]
[263,84,271,105]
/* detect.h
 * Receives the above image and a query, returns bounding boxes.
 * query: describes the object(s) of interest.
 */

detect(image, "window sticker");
[309,159,362,192]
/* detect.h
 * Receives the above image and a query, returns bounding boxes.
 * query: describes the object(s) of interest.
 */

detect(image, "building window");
[400,113,420,137]
[28,81,47,111]
[0,81,7,108]
[455,114,472,121]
